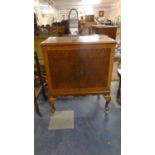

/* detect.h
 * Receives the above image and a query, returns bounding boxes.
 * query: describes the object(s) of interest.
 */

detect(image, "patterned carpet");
[34,81,121,155]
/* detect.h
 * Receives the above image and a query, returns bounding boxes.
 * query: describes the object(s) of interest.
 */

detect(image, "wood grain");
[94,27,117,39]
[41,35,116,112]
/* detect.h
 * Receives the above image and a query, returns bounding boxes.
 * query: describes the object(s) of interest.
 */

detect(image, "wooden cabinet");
[41,35,116,113]
[93,26,117,39]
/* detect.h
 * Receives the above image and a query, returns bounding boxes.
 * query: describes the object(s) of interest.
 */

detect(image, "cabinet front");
[45,47,111,93]
[47,50,80,89]
[79,48,111,89]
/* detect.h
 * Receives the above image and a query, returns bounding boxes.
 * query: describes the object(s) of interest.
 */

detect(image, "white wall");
[34,0,59,26]
[34,1,121,25]
[56,6,121,22]
[106,6,121,23]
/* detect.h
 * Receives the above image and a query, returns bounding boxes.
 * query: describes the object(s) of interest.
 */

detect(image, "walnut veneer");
[41,35,116,113]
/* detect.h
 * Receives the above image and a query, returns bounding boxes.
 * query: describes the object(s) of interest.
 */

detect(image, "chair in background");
[34,51,47,116]
[117,68,121,104]
[115,39,121,104]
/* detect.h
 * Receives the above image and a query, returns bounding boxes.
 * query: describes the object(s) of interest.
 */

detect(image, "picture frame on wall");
[99,11,104,17]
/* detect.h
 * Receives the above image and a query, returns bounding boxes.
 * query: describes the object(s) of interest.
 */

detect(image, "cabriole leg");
[104,94,111,112]
[49,97,56,113]
[97,94,101,100]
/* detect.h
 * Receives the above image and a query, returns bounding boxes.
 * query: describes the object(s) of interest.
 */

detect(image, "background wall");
[34,0,121,26]
[106,6,121,23]
[34,0,59,26]
[57,6,120,22]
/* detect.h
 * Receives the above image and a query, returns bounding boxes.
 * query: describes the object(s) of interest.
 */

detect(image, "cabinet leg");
[49,97,56,113]
[104,94,111,112]
[97,94,101,100]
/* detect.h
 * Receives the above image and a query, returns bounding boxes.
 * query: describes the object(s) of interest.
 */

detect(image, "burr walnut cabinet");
[41,35,116,113]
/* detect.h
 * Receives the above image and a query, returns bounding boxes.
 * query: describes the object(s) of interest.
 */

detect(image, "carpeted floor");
[34,81,121,155]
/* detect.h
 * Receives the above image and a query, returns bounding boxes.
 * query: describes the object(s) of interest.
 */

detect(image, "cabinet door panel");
[79,48,111,88]
[47,50,79,89]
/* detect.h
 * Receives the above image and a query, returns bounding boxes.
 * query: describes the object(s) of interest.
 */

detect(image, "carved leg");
[49,97,56,113]
[97,94,101,100]
[104,94,111,112]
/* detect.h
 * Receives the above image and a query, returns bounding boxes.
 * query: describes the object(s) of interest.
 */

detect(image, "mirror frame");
[68,8,79,34]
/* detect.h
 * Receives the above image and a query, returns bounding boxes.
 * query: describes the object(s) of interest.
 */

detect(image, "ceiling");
[38,0,120,9]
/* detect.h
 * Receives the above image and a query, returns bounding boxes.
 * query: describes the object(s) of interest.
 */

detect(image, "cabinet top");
[41,35,116,46]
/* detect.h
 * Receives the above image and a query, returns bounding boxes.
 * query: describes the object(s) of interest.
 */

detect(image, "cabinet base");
[103,93,111,113]
[48,94,111,113]
[49,97,56,113]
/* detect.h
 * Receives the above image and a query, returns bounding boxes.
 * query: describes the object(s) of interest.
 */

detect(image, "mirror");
[69,8,79,36]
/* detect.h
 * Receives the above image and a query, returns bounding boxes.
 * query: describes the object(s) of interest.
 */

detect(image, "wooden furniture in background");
[51,23,65,36]
[61,20,70,34]
[93,25,117,39]
[85,15,95,22]
[34,52,47,116]
[41,35,116,113]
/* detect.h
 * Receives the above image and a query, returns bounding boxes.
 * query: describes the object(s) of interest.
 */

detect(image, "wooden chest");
[41,35,116,113]
[93,26,117,39]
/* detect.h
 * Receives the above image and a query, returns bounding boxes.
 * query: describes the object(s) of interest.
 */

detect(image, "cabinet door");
[79,48,111,88]
[47,50,80,89]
